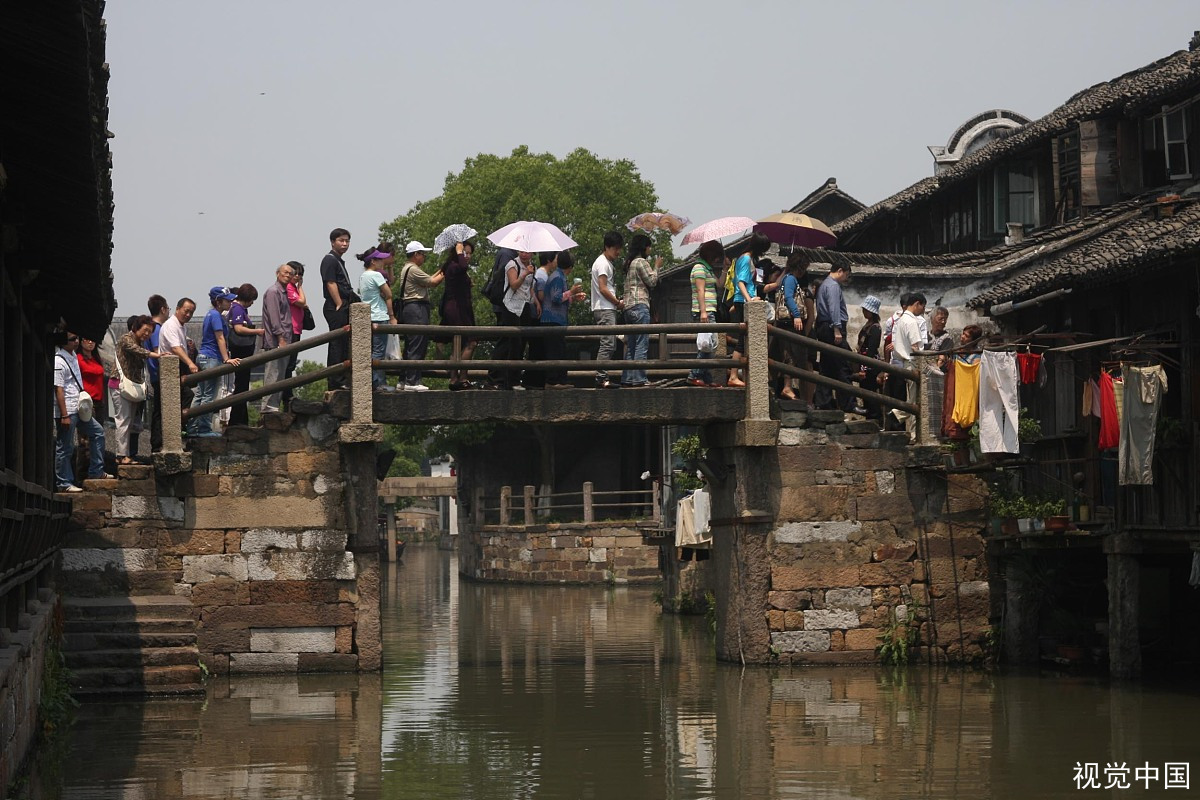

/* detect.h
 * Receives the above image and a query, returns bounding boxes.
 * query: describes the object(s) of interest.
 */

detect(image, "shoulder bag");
[112,348,147,403]
[57,354,94,421]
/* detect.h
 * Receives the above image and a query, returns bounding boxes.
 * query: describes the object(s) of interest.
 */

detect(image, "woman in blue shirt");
[726,232,770,388]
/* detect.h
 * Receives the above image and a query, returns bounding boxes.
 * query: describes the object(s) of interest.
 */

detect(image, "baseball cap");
[209,286,237,302]
[405,241,432,254]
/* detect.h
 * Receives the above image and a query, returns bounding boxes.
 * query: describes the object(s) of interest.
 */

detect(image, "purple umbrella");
[680,216,756,245]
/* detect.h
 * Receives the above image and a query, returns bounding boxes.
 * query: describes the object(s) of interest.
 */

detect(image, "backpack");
[482,249,516,306]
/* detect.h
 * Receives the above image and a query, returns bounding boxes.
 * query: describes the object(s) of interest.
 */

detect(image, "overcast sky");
[105,1,1196,317]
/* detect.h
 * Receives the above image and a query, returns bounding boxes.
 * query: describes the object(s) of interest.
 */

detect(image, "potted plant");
[1040,497,1069,532]
[987,494,1021,536]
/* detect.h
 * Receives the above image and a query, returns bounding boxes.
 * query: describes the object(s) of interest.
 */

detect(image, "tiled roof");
[833,46,1200,240]
[967,196,1200,307]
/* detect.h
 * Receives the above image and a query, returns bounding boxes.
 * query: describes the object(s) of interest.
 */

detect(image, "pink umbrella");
[680,216,756,245]
[487,220,578,252]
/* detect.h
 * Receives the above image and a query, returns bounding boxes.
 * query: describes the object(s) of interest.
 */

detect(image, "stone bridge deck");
[331,386,747,425]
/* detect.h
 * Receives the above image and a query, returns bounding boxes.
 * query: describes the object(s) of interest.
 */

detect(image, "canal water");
[37,544,1200,799]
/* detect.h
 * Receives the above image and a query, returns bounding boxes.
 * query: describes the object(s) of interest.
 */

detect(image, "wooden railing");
[472,481,661,527]
[0,471,70,598]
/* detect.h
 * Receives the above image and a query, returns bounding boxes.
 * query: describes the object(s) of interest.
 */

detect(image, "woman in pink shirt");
[283,261,308,399]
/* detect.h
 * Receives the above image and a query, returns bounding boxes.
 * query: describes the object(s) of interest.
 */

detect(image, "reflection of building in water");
[62,674,383,799]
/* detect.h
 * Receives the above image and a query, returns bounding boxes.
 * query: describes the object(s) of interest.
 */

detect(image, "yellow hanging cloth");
[952,359,981,428]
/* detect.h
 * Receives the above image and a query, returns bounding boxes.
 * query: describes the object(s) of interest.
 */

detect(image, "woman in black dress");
[434,241,478,389]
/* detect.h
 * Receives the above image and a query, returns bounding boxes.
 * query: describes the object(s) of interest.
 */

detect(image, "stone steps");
[64,645,200,670]
[63,631,197,651]
[56,568,181,597]
[62,596,203,697]
[62,596,197,621]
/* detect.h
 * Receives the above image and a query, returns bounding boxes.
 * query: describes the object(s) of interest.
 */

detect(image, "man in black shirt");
[320,227,355,388]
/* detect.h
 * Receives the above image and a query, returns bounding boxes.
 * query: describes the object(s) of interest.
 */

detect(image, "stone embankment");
[460,522,661,584]
[59,403,380,692]
[713,408,991,665]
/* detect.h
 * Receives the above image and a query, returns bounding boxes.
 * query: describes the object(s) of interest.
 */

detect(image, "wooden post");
[652,481,661,523]
[349,302,373,424]
[160,355,183,453]
[473,485,485,527]
[499,485,511,526]
[583,481,594,523]
[743,299,771,421]
[523,485,535,526]
[452,334,462,380]
[384,500,397,563]
[657,332,668,363]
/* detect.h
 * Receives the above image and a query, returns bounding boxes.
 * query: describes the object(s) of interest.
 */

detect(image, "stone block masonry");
[60,403,381,677]
[710,412,991,666]
[459,523,660,584]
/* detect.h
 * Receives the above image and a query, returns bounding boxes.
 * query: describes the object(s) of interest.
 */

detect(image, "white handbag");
[113,351,146,403]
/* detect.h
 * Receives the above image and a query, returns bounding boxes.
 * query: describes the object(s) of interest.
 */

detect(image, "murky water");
[38,544,1200,799]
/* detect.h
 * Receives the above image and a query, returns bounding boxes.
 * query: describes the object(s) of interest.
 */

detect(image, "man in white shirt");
[890,292,926,438]
[591,231,624,388]
[54,331,108,491]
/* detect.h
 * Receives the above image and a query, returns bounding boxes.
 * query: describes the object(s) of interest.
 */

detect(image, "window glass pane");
[1167,142,1189,176]
[1008,162,1035,192]
[1008,192,1035,225]
[1166,109,1185,142]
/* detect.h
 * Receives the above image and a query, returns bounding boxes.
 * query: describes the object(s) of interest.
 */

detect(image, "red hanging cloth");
[1098,370,1119,449]
[1016,352,1042,385]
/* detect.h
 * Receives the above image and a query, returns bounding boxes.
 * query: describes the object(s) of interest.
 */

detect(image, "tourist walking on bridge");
[114,316,160,464]
[320,228,355,390]
[434,241,478,390]
[812,263,855,413]
[591,232,624,389]
[261,264,296,411]
[395,242,443,391]
[227,284,265,425]
[687,241,722,387]
[54,331,108,491]
[621,234,660,388]
[188,288,240,437]
[359,250,396,390]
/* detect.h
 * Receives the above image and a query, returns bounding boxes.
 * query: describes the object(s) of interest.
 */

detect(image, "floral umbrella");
[627,212,691,235]
[433,223,478,254]
[680,216,756,245]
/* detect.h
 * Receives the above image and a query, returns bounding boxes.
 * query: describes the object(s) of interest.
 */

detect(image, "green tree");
[292,359,328,402]
[379,145,671,328]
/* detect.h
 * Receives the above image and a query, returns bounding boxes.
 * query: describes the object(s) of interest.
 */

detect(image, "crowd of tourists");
[52,224,966,490]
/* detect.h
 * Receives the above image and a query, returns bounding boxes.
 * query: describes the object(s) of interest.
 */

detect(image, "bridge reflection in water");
[44,544,1200,799]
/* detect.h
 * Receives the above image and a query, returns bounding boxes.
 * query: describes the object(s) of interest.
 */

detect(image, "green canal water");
[35,544,1200,799]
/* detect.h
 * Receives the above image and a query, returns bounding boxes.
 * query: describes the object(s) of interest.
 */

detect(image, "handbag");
[302,306,316,331]
[113,350,147,403]
[57,354,94,420]
[774,276,806,324]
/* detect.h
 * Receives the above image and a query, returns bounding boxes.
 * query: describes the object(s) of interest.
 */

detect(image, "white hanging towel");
[692,488,712,546]
[979,351,1020,454]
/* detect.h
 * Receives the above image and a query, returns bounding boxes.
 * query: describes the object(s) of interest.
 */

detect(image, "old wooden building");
[0,0,116,781]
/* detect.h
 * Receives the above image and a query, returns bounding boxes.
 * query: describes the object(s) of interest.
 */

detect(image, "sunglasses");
[66,336,79,342]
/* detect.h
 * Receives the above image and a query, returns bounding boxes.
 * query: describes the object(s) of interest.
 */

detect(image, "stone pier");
[707,409,991,665]
[59,399,383,684]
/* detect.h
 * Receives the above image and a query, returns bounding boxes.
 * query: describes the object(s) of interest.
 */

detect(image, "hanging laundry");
[979,351,1020,454]
[1113,375,1124,433]
[1082,380,1093,419]
[1016,352,1042,385]
[1118,365,1168,485]
[941,355,969,440]
[1097,371,1119,450]
[951,358,981,430]
[1082,378,1103,419]
[675,490,713,548]
[692,488,712,544]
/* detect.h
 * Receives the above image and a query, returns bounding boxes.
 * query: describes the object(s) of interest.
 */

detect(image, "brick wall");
[459,522,660,584]
[0,583,55,790]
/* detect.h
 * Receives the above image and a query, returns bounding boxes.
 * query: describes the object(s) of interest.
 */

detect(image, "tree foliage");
[378,146,670,327]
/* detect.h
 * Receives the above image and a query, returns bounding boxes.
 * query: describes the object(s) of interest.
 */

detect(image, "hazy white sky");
[105,0,1196,315]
